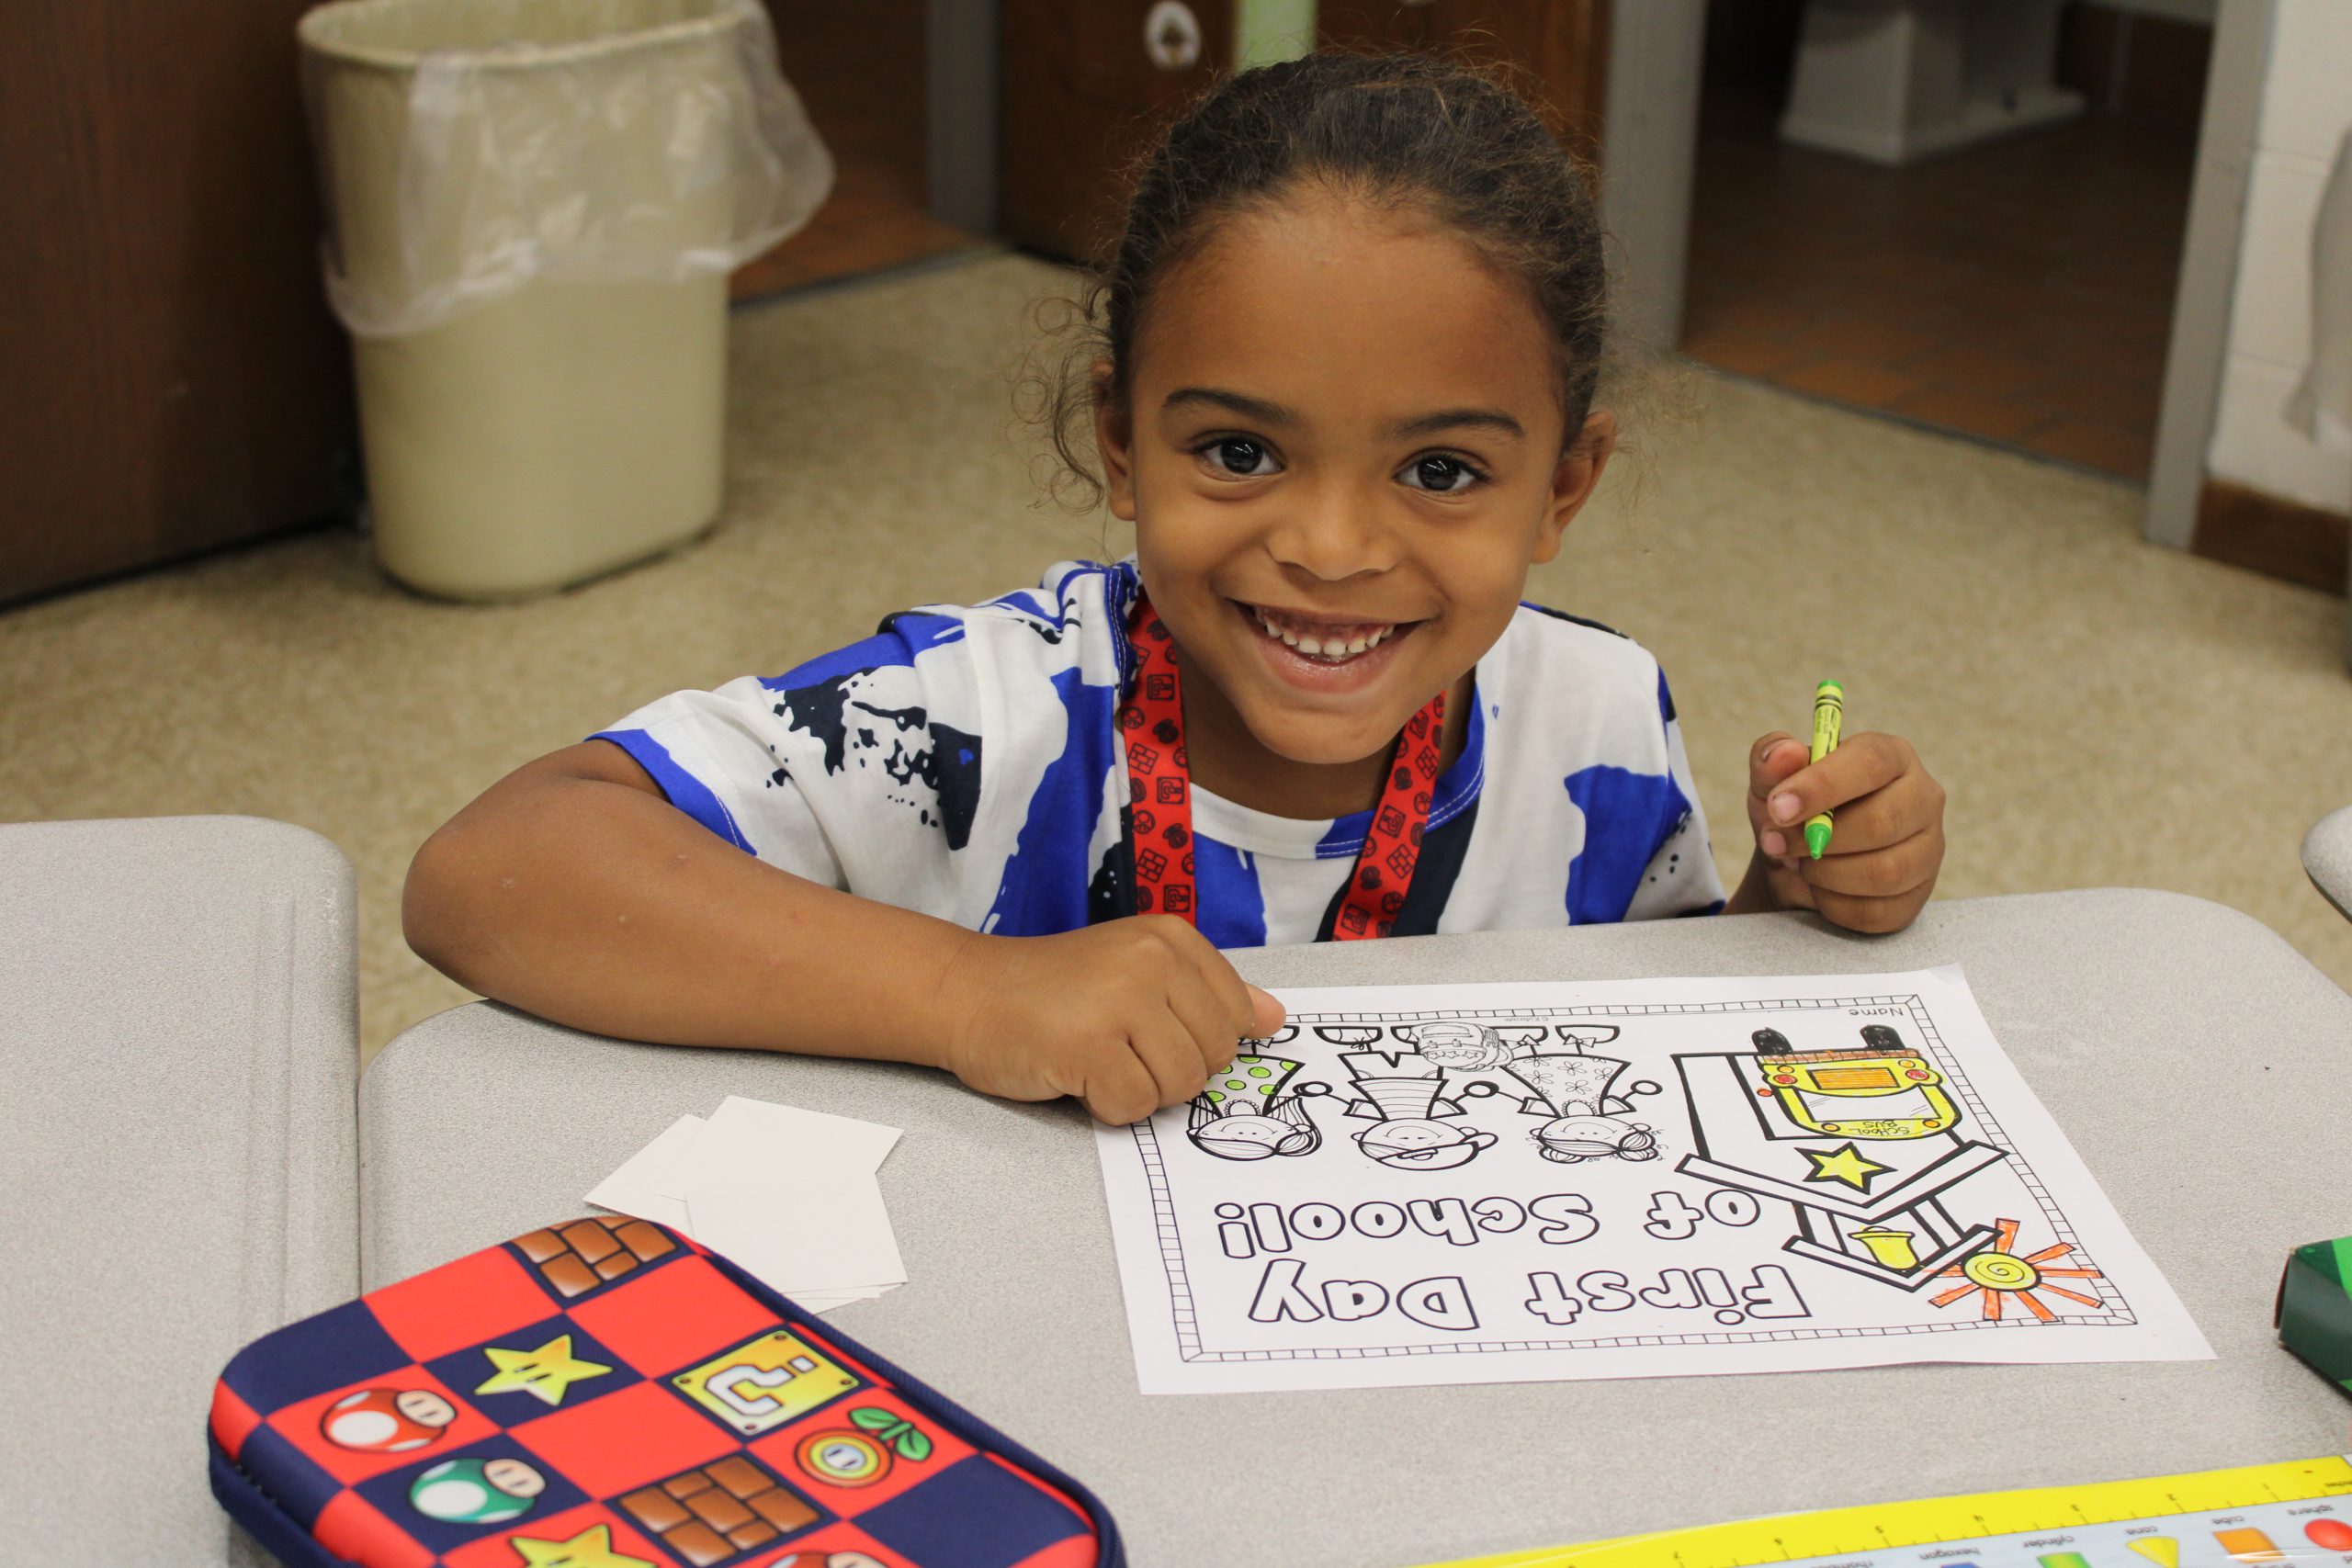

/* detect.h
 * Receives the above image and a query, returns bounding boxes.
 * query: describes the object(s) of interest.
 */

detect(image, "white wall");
[2205,0,2352,512]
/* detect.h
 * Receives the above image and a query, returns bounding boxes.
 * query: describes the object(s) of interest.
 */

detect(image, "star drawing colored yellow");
[510,1524,652,1568]
[1800,1140,1892,1191]
[475,1334,612,1406]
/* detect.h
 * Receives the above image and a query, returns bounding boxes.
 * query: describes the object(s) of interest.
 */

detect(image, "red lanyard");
[1120,593,1446,941]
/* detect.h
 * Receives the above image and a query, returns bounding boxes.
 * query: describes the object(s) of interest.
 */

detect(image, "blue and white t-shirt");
[592,559,1725,946]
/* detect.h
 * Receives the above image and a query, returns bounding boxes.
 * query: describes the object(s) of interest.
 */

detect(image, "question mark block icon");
[673,1329,860,1436]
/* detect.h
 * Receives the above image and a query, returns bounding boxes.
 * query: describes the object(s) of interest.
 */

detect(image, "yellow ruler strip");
[1423,1456,2352,1567]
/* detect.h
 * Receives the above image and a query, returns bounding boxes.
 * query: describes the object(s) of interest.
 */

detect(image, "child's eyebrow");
[1388,407,1525,443]
[1161,386,1524,443]
[1160,387,1302,429]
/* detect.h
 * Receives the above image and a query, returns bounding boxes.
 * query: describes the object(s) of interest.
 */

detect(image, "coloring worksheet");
[1093,967,2211,1395]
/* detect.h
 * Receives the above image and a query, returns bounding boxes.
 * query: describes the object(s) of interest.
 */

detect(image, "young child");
[404,51,1946,1128]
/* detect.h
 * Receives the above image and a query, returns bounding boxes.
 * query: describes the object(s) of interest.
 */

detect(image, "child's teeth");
[1250,606,1399,660]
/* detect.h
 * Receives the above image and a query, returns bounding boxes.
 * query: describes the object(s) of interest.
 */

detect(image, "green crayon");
[1804,681,1843,860]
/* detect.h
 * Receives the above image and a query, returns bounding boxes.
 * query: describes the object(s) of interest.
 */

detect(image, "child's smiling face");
[1096,185,1611,797]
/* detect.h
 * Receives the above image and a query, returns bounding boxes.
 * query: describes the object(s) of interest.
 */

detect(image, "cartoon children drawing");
[1408,1021,1523,1071]
[1186,1052,1323,1160]
[1502,1052,1659,1164]
[1339,1052,1497,1170]
[1409,1021,1621,1071]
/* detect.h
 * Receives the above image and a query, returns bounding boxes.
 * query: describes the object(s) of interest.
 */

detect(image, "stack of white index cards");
[584,1094,905,1311]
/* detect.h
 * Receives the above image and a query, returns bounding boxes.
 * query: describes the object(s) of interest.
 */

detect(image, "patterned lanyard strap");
[1119,592,1446,941]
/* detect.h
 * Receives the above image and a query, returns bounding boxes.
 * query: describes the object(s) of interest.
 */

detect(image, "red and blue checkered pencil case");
[209,1216,1121,1568]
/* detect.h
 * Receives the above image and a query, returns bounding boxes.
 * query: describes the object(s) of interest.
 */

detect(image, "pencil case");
[209,1215,1121,1568]
[2278,1234,2352,1397]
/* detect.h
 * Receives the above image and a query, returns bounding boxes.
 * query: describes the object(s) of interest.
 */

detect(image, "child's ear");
[1532,410,1618,565]
[1091,358,1139,522]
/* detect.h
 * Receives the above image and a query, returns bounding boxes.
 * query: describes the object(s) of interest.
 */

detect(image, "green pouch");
[2277,1235,2352,1395]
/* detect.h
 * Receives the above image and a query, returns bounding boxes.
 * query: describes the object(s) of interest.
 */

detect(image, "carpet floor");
[5,249,2346,1062]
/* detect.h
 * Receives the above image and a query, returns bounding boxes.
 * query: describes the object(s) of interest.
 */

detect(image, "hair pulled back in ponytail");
[1018,48,1611,514]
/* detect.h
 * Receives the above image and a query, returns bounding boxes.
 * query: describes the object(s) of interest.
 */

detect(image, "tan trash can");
[299,0,831,599]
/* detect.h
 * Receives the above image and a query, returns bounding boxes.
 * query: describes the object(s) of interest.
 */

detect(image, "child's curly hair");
[1017,48,1611,515]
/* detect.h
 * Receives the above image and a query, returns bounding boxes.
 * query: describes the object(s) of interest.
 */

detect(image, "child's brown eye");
[1405,455,1485,493]
[1203,437,1276,477]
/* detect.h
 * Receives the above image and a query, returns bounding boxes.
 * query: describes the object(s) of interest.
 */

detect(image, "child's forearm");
[403,747,979,1066]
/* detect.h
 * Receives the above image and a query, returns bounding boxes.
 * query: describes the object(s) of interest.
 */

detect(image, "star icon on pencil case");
[510,1524,652,1568]
[475,1334,612,1406]
[1800,1140,1893,1191]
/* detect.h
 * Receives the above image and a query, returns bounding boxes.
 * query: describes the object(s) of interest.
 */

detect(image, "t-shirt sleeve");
[1623,666,1727,920]
[589,613,984,919]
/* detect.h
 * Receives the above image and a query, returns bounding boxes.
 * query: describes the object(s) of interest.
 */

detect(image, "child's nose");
[1264,479,1400,581]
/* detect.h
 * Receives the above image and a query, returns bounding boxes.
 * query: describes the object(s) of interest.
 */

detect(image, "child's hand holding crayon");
[1736,724,1947,933]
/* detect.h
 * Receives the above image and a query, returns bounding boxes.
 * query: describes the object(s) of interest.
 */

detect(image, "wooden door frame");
[928,0,1001,235]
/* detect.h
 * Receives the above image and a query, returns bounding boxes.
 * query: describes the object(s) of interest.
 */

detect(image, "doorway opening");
[1678,0,2213,480]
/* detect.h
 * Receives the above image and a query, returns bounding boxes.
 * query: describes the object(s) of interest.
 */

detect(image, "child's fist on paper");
[937,917,1287,1124]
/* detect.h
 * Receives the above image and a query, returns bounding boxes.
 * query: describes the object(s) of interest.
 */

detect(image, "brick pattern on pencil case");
[211,1224,1102,1568]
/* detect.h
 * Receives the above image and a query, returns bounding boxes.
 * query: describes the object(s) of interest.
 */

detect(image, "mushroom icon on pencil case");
[407,1456,546,1525]
[319,1387,456,1453]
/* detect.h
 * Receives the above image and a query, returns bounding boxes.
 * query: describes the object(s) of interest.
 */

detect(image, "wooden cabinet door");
[1000,0,1236,265]
[0,0,355,604]
[1319,0,1610,158]
[999,1,1609,271]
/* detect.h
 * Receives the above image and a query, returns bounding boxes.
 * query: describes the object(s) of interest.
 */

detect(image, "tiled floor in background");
[1680,106,2198,479]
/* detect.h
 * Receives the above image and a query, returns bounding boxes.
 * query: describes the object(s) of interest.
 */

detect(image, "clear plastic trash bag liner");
[300,0,832,338]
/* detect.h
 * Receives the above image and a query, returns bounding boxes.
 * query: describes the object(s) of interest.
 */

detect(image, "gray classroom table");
[2,817,360,1567]
[363,890,2352,1568]
[2310,806,2352,922]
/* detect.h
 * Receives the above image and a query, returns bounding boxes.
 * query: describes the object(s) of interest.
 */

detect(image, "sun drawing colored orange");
[1928,1217,2105,1322]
